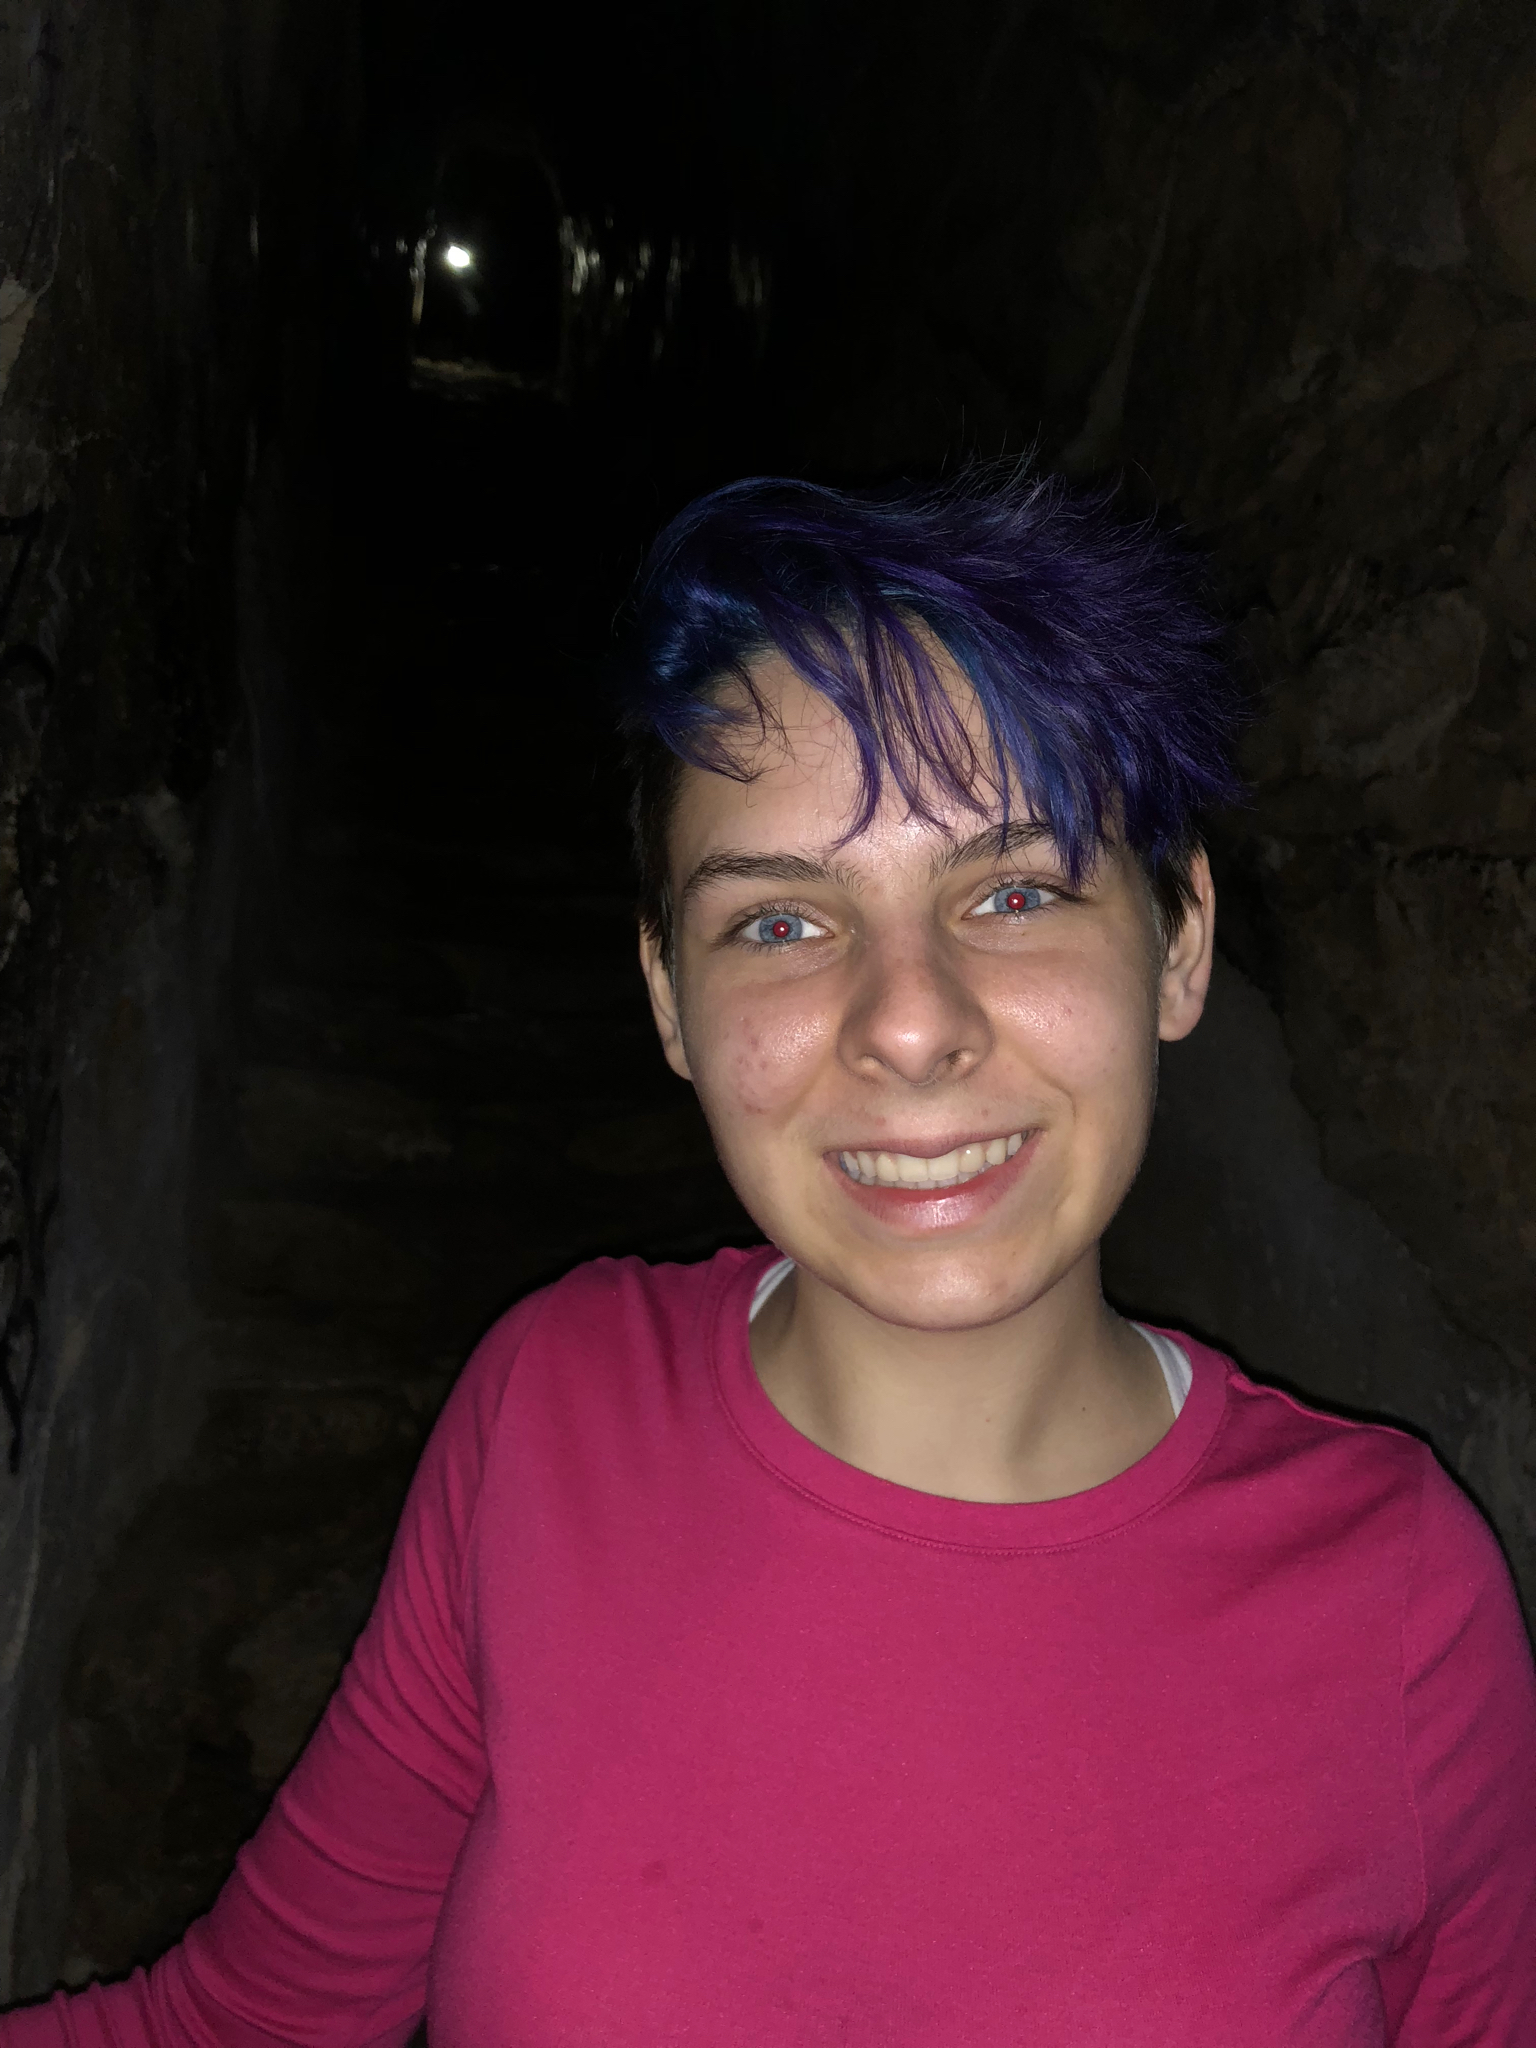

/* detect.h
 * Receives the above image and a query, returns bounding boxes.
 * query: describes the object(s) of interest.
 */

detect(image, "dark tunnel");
[0,0,1534,2017]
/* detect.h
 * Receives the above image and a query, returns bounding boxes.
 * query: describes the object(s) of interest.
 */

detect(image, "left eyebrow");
[678,848,867,910]
[926,820,1060,881]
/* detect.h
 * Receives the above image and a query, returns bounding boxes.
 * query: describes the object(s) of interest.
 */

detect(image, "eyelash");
[730,900,827,950]
[968,876,1062,919]
[728,875,1062,951]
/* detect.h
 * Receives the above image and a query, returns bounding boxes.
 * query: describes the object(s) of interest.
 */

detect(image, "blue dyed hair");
[620,468,1246,951]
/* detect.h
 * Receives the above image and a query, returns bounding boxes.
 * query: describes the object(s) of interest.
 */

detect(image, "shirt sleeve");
[0,1289,551,2048]
[1378,1453,1536,2045]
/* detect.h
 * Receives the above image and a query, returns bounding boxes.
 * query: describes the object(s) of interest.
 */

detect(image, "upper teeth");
[838,1132,1024,1189]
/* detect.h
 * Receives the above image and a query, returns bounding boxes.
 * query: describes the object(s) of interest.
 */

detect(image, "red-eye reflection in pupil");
[1005,891,1028,912]
[770,919,793,940]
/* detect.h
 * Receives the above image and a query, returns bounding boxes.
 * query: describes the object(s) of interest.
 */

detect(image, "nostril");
[839,948,992,1084]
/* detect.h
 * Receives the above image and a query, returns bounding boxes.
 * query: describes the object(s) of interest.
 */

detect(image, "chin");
[829,1246,1049,1333]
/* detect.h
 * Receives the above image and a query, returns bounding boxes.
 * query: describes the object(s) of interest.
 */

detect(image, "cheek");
[989,952,1159,1102]
[684,989,836,1120]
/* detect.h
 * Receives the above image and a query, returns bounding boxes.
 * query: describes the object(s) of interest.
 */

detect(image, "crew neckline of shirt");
[709,1244,1231,1552]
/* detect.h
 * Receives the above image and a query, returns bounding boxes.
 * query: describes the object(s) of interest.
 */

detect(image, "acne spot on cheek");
[719,1013,829,1116]
[728,1048,794,1116]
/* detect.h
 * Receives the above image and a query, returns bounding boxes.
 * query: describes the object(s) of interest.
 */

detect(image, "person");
[5,471,1534,2046]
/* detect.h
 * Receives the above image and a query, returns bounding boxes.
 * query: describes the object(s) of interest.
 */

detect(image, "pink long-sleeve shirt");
[7,1245,1536,2045]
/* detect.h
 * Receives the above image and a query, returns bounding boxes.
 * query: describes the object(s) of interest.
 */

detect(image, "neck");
[749,1251,1173,1504]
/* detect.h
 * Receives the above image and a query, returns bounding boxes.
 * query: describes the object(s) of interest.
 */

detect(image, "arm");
[1378,1455,1536,2045]
[0,1290,548,2048]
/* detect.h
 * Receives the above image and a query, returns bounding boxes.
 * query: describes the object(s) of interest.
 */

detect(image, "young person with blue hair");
[7,472,1534,2044]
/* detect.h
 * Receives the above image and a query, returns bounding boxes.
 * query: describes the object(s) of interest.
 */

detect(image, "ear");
[1157,850,1216,1044]
[639,924,694,1081]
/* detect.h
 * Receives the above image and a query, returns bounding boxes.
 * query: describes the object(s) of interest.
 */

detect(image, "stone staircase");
[56,408,755,1981]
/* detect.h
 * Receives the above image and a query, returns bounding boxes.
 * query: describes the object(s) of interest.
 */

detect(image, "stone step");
[278,838,636,942]
[190,1384,438,1482]
[226,1560,384,1791]
[209,1197,434,1315]
[431,941,642,1018]
[186,1376,446,1483]
[235,1063,724,1194]
[244,978,658,1090]
[197,1307,432,1389]
[268,916,646,1018]
[61,1396,422,1976]
[237,1065,456,1184]
[269,927,474,1011]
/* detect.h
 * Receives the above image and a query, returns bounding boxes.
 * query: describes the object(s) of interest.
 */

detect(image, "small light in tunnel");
[443,243,474,271]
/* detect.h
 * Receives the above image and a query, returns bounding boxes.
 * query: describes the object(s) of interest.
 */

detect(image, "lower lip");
[825,1134,1039,1234]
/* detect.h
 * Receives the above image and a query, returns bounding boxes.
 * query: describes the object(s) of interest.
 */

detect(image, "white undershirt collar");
[746,1256,1192,1418]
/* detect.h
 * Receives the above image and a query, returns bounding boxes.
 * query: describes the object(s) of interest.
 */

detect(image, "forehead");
[670,651,1010,863]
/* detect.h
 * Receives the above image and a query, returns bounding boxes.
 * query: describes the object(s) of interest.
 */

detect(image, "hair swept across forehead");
[616,466,1249,951]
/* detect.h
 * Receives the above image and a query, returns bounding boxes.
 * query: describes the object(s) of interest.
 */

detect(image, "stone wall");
[1062,0,1536,1611]
[0,0,354,1997]
[722,0,1536,1608]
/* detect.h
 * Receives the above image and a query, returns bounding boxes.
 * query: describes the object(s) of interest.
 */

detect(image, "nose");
[839,928,993,1088]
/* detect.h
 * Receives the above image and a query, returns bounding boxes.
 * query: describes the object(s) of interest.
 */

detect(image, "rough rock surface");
[53,401,755,1984]
[0,0,356,2000]
[741,0,1536,1608]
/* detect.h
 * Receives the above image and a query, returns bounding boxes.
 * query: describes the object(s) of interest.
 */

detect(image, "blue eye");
[984,885,1044,916]
[754,914,806,944]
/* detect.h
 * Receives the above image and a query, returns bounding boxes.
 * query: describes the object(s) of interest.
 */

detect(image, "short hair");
[617,468,1247,958]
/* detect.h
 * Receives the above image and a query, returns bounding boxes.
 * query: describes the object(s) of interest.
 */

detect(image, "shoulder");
[518,1245,758,1333]
[1174,1342,1533,1677]
[408,1247,768,1559]
[477,1242,767,1351]
[1165,1340,1461,1594]
[1201,1345,1440,1512]
[451,1243,771,1420]
[1398,1445,1530,1705]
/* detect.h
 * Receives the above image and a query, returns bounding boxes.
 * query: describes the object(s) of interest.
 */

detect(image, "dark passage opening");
[414,139,565,381]
[54,5,791,1976]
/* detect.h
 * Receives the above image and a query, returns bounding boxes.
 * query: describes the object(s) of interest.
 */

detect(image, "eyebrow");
[926,819,1059,880]
[678,850,866,909]
[678,820,1061,910]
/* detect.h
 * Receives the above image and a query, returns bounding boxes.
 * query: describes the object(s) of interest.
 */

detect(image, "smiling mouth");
[835,1131,1026,1191]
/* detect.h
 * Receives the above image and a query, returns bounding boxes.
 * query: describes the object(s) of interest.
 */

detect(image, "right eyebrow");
[679,850,862,910]
[927,818,1060,881]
